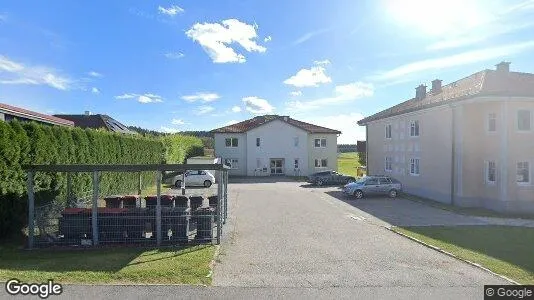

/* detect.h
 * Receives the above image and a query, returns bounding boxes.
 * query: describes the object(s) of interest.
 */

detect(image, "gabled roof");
[54,114,136,134]
[357,67,534,125]
[0,102,74,126]
[211,115,341,134]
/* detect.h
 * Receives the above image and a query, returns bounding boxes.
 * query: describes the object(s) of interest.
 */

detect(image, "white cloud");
[161,126,181,133]
[290,90,302,97]
[164,52,185,59]
[313,59,330,66]
[286,82,374,111]
[373,40,534,80]
[292,28,329,45]
[171,118,185,125]
[264,36,272,42]
[91,87,100,94]
[186,19,266,63]
[297,113,366,144]
[231,106,242,112]
[182,92,220,102]
[158,5,184,16]
[0,55,72,90]
[284,61,332,88]
[88,71,102,78]
[242,96,275,114]
[195,105,215,115]
[0,14,6,22]
[115,93,163,103]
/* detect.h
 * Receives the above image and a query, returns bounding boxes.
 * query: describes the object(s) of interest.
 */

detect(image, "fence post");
[224,170,228,223]
[66,173,73,207]
[27,171,35,250]
[217,171,223,244]
[92,171,99,246]
[156,171,162,246]
[138,172,142,197]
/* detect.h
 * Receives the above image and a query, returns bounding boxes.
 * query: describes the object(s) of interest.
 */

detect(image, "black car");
[307,170,355,186]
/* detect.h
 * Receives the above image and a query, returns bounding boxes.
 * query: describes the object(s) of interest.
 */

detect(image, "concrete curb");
[385,226,520,286]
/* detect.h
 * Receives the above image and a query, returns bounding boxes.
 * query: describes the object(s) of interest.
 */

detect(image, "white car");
[173,170,215,188]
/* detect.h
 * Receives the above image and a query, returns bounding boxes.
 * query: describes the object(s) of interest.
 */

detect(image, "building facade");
[212,115,340,176]
[358,62,534,213]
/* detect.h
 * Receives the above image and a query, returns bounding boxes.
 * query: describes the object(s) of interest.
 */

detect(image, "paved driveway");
[213,179,508,295]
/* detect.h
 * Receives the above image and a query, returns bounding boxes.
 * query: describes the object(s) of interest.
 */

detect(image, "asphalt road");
[1,179,510,299]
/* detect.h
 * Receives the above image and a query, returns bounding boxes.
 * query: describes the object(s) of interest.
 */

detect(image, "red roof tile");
[0,102,74,126]
[212,115,341,134]
[358,67,534,125]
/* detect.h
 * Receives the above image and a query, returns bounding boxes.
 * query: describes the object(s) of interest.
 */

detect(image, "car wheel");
[354,190,364,199]
[204,180,212,188]
[175,180,182,188]
[389,189,398,198]
[316,179,324,186]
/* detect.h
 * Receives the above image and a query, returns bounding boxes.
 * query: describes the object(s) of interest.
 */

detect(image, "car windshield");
[355,178,367,184]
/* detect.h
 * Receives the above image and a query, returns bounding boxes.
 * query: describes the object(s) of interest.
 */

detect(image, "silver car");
[343,176,402,199]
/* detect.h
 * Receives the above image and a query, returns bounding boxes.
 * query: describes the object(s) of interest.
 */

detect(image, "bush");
[162,134,204,163]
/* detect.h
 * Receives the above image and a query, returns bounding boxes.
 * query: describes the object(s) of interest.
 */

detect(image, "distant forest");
[127,126,214,148]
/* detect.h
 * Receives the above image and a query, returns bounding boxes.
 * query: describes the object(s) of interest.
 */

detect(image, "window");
[517,161,530,184]
[294,159,299,169]
[224,158,239,169]
[410,120,420,137]
[487,113,497,132]
[225,137,238,147]
[518,110,531,131]
[385,157,392,172]
[256,158,261,168]
[256,137,261,147]
[485,161,496,184]
[410,158,420,175]
[366,178,379,185]
[379,178,392,185]
[314,138,327,147]
[385,124,392,139]
[294,137,299,147]
[314,159,327,167]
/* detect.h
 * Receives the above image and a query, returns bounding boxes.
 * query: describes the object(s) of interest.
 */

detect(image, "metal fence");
[25,164,229,249]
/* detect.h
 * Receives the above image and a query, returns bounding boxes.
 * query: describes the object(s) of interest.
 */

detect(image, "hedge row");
[0,120,203,239]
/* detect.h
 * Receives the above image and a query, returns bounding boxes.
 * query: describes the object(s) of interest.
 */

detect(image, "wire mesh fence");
[27,167,229,249]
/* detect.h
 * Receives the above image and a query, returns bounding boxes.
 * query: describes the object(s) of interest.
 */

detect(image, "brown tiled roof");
[0,102,74,126]
[211,115,341,134]
[54,114,135,134]
[357,68,534,125]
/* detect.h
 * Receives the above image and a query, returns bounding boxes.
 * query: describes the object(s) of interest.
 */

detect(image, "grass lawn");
[0,244,215,285]
[394,226,534,284]
[338,152,361,177]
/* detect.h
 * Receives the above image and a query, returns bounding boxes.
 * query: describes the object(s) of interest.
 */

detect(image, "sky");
[1,0,534,143]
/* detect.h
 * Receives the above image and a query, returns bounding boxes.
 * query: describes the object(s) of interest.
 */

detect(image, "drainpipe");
[450,105,456,206]
[365,125,369,173]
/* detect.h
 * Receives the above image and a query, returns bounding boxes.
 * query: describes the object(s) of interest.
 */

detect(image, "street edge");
[385,226,520,286]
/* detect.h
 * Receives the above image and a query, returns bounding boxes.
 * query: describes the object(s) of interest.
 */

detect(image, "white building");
[212,115,340,176]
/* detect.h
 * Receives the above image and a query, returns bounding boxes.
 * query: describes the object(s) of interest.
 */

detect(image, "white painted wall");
[308,133,338,173]
[245,119,309,176]
[214,133,247,176]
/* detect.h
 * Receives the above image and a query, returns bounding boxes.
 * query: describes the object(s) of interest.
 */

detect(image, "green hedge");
[0,120,203,239]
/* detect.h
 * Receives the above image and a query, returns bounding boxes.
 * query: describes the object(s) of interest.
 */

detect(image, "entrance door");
[270,159,284,175]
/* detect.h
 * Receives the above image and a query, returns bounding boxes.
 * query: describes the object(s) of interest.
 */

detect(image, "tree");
[358,152,366,167]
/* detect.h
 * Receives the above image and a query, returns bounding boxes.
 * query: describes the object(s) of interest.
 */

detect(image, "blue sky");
[1,0,534,143]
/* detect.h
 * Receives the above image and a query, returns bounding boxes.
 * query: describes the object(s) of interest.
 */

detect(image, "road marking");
[350,215,366,221]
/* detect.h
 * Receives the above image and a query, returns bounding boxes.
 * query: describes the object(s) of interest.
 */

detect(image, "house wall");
[245,119,309,176]
[458,98,534,213]
[214,133,247,176]
[308,133,338,173]
[366,105,453,203]
[0,112,4,121]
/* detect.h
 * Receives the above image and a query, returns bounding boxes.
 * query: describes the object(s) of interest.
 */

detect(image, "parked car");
[343,175,402,199]
[172,170,215,188]
[307,170,356,186]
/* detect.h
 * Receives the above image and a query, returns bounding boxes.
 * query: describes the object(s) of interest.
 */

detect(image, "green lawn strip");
[0,245,215,285]
[401,193,534,220]
[338,152,360,177]
[393,226,534,284]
